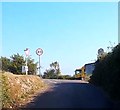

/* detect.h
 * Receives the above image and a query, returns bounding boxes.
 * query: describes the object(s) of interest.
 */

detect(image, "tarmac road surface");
[23,79,113,108]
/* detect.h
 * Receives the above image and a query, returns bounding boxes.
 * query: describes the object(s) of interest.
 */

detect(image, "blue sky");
[2,2,118,75]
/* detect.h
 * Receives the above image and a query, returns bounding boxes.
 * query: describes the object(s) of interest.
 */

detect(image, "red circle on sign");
[36,48,43,56]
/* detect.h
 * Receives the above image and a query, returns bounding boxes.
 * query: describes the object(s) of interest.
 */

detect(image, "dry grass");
[0,71,2,110]
[0,71,48,109]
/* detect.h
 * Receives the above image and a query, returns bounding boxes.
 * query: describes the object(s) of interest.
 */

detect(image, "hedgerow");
[89,43,120,101]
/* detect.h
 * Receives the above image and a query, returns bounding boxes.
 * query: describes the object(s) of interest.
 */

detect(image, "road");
[23,79,113,108]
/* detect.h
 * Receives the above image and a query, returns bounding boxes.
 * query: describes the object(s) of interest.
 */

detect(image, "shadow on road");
[21,81,114,109]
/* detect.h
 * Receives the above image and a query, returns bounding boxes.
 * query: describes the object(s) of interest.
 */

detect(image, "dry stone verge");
[1,72,47,109]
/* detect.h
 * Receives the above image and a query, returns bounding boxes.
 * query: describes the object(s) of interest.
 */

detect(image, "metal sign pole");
[24,48,29,75]
[26,56,28,75]
[36,48,43,77]
[39,55,41,77]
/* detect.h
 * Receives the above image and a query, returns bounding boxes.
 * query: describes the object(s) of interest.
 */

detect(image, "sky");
[2,2,118,75]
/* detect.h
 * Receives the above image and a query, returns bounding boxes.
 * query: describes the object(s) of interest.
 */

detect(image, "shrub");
[89,43,120,101]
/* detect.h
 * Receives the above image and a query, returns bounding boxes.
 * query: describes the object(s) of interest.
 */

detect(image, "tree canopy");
[0,53,37,75]
[43,61,61,79]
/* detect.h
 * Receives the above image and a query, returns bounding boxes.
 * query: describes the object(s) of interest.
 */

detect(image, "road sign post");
[24,48,30,75]
[36,48,43,77]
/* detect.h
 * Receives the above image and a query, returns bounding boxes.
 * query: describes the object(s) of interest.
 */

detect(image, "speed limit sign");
[36,48,43,56]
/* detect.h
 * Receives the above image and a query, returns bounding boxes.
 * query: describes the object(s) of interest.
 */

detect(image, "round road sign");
[24,48,30,56]
[98,48,104,55]
[36,48,43,56]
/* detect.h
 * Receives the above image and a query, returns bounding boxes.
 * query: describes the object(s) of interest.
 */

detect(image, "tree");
[43,61,61,79]
[60,75,72,80]
[0,57,11,72]
[27,56,37,75]
[43,69,56,79]
[50,61,61,78]
[1,53,38,75]
[9,53,25,74]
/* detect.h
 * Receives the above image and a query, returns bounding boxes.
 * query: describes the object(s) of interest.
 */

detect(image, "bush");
[89,43,120,101]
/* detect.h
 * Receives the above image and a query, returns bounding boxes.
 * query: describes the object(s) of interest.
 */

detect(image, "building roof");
[75,62,95,71]
[84,62,95,66]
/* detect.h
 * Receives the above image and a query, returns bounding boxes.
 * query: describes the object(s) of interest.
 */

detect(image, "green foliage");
[89,43,120,101]
[43,70,74,80]
[1,73,13,108]
[0,57,11,72]
[27,57,37,75]
[43,69,57,79]
[59,75,72,80]
[0,53,37,75]
[9,53,25,74]
[50,61,61,76]
[43,61,61,79]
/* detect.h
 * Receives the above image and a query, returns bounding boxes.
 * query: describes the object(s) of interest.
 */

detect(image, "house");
[84,62,95,74]
[75,62,95,74]
[74,62,95,80]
